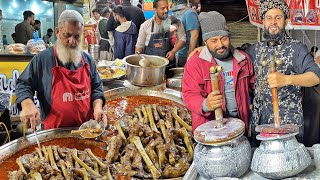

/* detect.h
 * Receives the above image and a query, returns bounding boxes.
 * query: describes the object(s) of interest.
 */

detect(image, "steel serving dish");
[124,54,169,87]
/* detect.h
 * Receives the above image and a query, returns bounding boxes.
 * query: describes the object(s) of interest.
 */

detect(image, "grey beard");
[263,28,286,42]
[209,46,232,60]
[56,38,82,66]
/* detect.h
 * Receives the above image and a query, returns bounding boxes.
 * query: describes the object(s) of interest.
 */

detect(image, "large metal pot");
[251,134,311,179]
[124,54,169,87]
[194,135,252,179]
[0,128,76,162]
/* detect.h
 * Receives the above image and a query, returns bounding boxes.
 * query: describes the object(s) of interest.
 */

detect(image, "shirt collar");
[199,46,246,63]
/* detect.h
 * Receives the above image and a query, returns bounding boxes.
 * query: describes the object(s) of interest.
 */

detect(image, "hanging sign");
[246,0,320,30]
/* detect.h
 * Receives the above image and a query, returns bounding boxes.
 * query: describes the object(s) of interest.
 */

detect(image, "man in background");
[15,10,35,44]
[106,0,145,32]
[99,7,111,52]
[34,20,41,38]
[87,9,103,25]
[43,28,54,47]
[172,0,200,67]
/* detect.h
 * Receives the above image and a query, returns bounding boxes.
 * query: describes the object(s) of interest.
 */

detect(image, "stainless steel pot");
[167,68,184,90]
[124,54,169,87]
[194,135,252,179]
[88,44,100,61]
[251,134,311,179]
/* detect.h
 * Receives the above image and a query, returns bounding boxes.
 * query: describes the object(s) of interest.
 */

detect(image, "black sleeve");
[245,45,256,62]
[293,43,320,77]
[106,13,118,31]
[16,55,40,106]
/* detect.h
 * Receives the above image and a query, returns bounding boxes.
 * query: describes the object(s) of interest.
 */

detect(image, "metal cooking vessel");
[124,54,169,87]
[251,134,311,179]
[104,87,183,105]
[194,135,252,179]
[0,128,76,163]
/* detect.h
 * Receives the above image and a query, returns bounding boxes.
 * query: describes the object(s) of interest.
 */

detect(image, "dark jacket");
[106,2,145,31]
[15,21,34,45]
[114,21,138,59]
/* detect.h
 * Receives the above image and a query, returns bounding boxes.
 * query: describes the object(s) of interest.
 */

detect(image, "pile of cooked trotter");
[9,104,193,179]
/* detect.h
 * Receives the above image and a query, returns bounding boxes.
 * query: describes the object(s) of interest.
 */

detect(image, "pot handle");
[269,58,280,128]
[210,66,224,128]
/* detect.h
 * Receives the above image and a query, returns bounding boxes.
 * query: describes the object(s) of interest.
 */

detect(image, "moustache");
[215,46,227,51]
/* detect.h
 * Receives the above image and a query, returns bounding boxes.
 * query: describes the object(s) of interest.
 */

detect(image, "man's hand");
[166,51,175,61]
[205,90,223,111]
[93,99,108,126]
[267,72,290,88]
[20,98,40,131]
[188,46,203,59]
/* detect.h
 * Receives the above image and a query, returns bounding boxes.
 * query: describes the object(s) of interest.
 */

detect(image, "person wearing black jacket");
[106,0,145,31]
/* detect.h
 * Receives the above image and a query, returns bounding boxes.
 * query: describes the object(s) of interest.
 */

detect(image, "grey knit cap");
[259,0,289,20]
[58,10,84,25]
[198,11,230,42]
[175,0,187,5]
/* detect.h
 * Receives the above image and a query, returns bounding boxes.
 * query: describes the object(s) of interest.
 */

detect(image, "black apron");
[144,19,175,78]
[302,84,320,146]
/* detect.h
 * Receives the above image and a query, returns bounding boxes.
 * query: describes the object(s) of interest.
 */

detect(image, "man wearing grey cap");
[246,0,320,142]
[182,11,255,133]
[16,10,106,130]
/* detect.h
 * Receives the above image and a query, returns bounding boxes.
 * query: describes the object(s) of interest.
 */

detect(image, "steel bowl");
[124,54,169,87]
[251,134,311,179]
[194,135,252,179]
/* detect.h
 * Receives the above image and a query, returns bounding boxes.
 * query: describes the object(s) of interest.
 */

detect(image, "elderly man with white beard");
[16,10,106,130]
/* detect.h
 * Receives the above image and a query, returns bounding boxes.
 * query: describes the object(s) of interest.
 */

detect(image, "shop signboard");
[0,61,39,121]
[246,0,320,30]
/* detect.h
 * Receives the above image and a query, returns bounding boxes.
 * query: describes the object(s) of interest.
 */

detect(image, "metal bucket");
[88,44,100,61]
[124,54,169,87]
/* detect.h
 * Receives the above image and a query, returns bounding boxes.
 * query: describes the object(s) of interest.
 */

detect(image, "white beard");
[55,38,82,66]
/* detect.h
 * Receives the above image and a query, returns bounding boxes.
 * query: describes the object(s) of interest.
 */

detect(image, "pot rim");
[124,54,169,68]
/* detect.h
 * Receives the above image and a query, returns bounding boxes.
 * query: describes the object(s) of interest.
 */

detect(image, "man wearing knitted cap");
[246,0,320,141]
[16,10,106,131]
[182,11,255,132]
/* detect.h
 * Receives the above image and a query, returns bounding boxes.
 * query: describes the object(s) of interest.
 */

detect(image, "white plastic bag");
[27,39,46,54]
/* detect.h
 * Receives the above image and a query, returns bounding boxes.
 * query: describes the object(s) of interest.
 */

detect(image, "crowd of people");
[5,0,319,147]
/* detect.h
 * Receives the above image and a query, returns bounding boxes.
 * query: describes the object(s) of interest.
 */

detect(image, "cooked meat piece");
[178,107,192,125]
[8,170,25,180]
[105,135,123,164]
[156,144,168,169]
[131,149,143,171]
[152,104,160,122]
[52,146,60,161]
